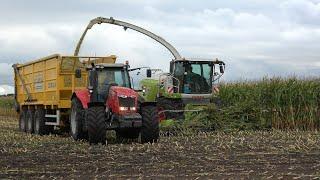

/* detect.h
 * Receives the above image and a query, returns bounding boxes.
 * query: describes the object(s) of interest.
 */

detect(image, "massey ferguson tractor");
[76,17,226,121]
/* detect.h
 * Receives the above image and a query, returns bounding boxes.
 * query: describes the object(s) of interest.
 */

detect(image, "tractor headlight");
[130,107,136,111]
[119,107,129,111]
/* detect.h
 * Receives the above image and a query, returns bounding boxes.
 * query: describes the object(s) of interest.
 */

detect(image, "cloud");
[0,0,320,83]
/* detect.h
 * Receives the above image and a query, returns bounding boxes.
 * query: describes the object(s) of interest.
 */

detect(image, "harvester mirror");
[219,64,224,74]
[146,69,152,78]
[75,69,82,78]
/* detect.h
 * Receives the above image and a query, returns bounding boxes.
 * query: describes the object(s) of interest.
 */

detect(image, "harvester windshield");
[173,61,212,94]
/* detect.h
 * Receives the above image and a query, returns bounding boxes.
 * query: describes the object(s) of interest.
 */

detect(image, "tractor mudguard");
[72,90,90,109]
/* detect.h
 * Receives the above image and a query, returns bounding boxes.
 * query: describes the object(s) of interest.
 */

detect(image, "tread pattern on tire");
[19,110,27,132]
[141,105,159,143]
[26,110,35,134]
[70,98,87,140]
[87,106,106,145]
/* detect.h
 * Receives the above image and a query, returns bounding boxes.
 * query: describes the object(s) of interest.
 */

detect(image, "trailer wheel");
[34,108,52,135]
[70,98,87,140]
[141,105,159,143]
[158,98,184,120]
[87,106,106,145]
[19,110,27,132]
[26,109,35,133]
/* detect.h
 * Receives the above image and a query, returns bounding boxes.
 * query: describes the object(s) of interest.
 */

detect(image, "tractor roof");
[94,63,125,68]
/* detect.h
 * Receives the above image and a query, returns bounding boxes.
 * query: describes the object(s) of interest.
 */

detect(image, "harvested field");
[0,117,319,179]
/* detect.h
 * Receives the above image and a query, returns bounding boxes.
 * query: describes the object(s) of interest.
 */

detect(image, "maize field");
[0,77,320,178]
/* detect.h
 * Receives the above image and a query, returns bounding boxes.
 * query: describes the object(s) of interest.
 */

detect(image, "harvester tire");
[70,98,87,140]
[141,105,159,143]
[19,110,27,132]
[87,106,106,145]
[26,109,35,133]
[158,98,184,120]
[34,108,52,135]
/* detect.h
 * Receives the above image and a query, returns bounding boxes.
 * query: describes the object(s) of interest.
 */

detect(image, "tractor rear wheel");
[19,110,27,132]
[87,106,106,145]
[70,98,87,140]
[26,109,35,133]
[141,105,159,143]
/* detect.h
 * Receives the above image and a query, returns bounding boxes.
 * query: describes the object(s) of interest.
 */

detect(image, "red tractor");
[70,62,159,144]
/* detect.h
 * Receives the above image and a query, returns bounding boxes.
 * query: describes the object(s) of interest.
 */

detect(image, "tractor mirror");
[146,69,152,78]
[75,69,82,78]
[219,65,224,74]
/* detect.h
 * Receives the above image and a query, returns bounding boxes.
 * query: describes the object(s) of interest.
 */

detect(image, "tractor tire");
[19,110,27,132]
[26,109,35,133]
[116,128,140,142]
[34,108,52,135]
[87,106,106,145]
[141,105,159,143]
[70,98,87,140]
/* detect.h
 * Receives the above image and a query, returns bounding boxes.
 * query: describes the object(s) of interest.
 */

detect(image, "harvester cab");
[168,59,225,95]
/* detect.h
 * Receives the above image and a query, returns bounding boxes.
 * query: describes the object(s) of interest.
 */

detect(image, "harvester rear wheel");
[87,106,106,145]
[141,105,159,143]
[157,98,184,120]
[70,98,87,140]
[19,110,27,132]
[26,109,35,133]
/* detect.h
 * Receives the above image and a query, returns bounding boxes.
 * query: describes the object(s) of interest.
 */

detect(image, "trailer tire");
[34,108,51,135]
[141,105,159,143]
[19,110,27,132]
[26,109,35,133]
[70,98,87,140]
[87,106,106,145]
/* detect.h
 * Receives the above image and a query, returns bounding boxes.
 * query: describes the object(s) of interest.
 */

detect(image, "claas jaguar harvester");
[13,21,160,145]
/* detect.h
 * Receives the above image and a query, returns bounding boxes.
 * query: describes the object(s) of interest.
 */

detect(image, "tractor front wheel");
[141,105,159,143]
[87,106,106,145]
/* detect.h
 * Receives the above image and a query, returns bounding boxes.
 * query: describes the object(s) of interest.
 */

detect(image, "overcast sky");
[1,0,320,85]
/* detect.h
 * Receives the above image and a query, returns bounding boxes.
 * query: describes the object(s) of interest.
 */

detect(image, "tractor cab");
[85,63,132,104]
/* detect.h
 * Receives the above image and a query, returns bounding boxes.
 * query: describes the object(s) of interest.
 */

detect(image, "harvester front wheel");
[87,106,106,145]
[141,105,159,143]
[19,110,27,132]
[70,98,87,140]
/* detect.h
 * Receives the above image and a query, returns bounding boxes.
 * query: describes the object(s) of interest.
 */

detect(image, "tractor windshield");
[174,61,212,94]
[96,68,130,100]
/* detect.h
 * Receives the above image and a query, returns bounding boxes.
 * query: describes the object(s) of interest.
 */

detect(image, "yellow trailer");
[13,54,116,133]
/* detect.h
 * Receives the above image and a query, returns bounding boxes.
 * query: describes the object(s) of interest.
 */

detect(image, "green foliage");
[204,77,320,131]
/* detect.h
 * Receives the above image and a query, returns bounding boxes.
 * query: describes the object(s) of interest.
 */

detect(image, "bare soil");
[0,117,319,179]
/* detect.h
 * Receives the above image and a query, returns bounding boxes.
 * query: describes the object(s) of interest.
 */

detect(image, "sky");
[1,0,320,86]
